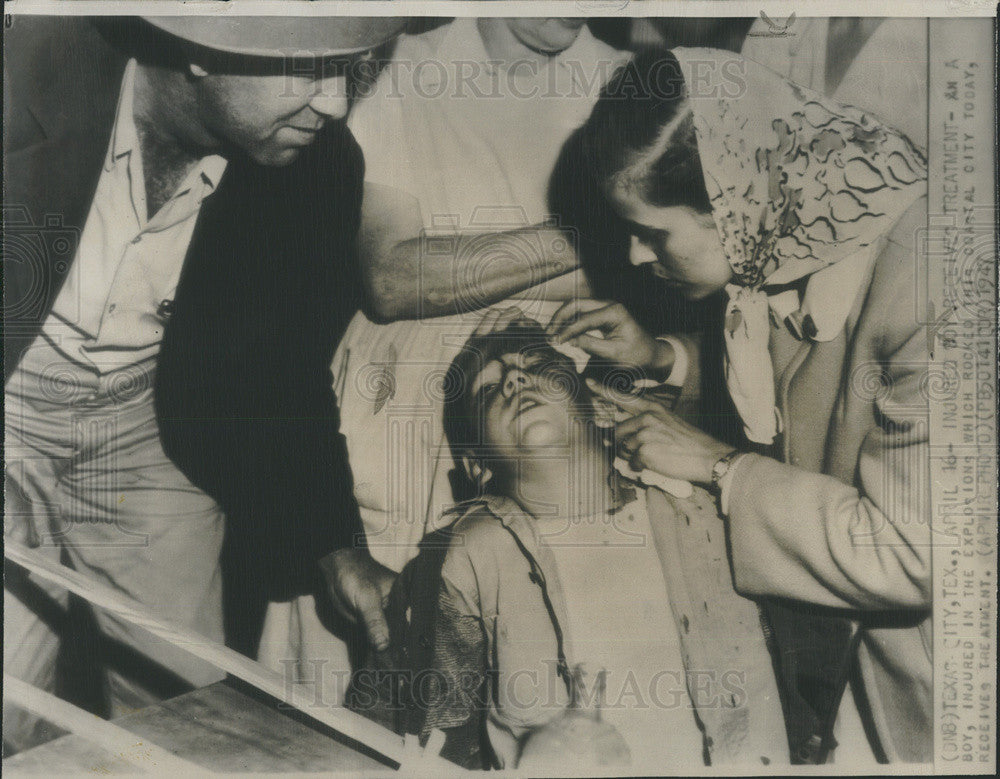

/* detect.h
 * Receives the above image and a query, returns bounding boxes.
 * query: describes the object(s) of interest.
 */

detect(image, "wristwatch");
[709,450,742,494]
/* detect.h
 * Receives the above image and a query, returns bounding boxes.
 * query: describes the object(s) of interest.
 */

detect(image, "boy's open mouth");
[514,393,543,417]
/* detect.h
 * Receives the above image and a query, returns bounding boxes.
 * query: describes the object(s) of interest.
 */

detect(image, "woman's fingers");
[545,299,613,337]
[586,378,670,417]
[552,304,629,345]
[571,333,619,359]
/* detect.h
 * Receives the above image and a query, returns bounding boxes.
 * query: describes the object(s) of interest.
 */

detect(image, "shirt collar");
[105,59,139,171]
[766,241,882,341]
[197,155,228,192]
[105,59,228,194]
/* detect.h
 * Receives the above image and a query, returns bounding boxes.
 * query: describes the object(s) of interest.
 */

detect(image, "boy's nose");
[629,235,658,267]
[502,368,530,399]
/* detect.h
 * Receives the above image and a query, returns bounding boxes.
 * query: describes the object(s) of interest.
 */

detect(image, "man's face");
[192,56,354,166]
[469,348,581,455]
[505,18,587,55]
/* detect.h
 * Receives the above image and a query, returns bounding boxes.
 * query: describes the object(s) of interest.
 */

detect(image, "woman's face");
[610,188,733,300]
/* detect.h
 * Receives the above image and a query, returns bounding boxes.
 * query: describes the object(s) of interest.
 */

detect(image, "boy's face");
[468,348,581,454]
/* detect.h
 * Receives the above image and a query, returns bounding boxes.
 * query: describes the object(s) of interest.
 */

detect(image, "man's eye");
[481,382,500,397]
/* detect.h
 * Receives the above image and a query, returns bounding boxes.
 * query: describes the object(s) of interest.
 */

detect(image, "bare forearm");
[365,225,580,321]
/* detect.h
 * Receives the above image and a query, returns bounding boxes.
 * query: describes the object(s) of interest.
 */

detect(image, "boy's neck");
[503,444,620,520]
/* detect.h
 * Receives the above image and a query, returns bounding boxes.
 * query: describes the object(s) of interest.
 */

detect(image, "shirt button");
[108,304,116,313]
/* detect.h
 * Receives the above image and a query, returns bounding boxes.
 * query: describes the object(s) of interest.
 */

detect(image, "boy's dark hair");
[442,321,587,462]
[581,49,712,215]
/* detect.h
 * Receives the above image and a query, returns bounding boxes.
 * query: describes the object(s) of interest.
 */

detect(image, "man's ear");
[460,454,493,489]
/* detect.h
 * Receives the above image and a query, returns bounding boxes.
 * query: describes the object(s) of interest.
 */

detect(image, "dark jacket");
[3,16,366,599]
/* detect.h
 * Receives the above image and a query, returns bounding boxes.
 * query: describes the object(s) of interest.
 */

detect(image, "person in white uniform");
[258,18,641,698]
[340,18,631,567]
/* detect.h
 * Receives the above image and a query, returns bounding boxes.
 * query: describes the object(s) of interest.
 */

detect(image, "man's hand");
[588,378,734,484]
[318,547,397,652]
[546,300,674,378]
[471,305,535,337]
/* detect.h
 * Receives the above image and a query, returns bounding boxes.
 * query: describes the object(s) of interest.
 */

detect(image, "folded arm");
[358,183,587,322]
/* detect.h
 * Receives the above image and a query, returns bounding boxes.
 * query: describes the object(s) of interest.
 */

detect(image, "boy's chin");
[516,422,570,450]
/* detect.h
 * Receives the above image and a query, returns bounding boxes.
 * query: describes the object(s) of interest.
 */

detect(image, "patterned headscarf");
[672,48,927,443]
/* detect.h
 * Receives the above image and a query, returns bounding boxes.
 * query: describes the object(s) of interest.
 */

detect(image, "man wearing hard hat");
[3,14,405,751]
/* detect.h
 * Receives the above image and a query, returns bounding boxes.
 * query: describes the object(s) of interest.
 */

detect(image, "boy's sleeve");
[422,537,491,769]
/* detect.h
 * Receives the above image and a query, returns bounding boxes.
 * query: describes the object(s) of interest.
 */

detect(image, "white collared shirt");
[349,18,629,231]
[44,59,227,373]
[337,21,630,572]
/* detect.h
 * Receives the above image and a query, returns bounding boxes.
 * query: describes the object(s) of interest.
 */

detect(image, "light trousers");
[3,340,225,753]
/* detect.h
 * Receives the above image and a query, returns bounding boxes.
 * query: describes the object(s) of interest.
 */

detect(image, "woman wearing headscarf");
[549,48,930,763]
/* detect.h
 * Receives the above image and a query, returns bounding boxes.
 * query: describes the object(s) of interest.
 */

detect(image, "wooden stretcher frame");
[3,539,461,774]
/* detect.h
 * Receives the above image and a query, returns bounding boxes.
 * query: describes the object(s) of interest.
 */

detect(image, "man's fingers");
[545,301,580,335]
[614,415,648,439]
[493,306,525,332]
[472,306,527,337]
[357,586,391,652]
[472,308,503,337]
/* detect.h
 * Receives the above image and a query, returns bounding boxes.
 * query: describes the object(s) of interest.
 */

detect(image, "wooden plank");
[4,540,413,766]
[3,681,391,774]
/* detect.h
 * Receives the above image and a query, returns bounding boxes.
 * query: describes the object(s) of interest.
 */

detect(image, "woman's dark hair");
[581,49,712,215]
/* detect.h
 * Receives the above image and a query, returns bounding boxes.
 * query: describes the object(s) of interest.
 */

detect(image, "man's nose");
[308,76,349,120]
[629,235,658,267]
[501,368,530,399]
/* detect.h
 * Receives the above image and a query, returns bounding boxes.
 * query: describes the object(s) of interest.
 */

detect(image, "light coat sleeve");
[726,315,930,611]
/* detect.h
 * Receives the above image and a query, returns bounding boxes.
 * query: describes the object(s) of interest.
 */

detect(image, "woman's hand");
[587,378,735,484]
[546,300,674,377]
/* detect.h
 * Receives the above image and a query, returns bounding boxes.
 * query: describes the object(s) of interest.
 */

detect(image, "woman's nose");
[629,235,658,267]
[502,368,530,398]
[308,76,349,120]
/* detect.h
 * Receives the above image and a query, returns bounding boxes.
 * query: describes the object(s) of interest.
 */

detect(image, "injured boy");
[353,315,786,771]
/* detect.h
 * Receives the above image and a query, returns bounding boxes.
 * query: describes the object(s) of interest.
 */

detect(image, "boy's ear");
[460,454,493,489]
